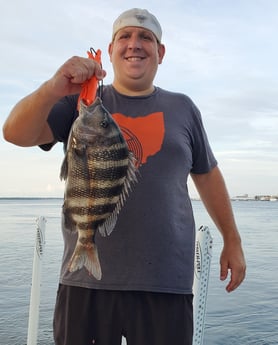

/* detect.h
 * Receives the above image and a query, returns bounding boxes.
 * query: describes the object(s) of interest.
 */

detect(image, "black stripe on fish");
[66,166,128,185]
[66,183,125,199]
[67,203,117,218]
[69,215,115,231]
[87,146,129,161]
[77,219,111,231]
[89,165,128,180]
[91,184,125,198]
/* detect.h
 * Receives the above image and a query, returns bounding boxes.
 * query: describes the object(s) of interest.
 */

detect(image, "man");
[3,8,246,345]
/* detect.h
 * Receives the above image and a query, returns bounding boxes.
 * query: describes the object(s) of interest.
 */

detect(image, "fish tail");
[68,241,102,280]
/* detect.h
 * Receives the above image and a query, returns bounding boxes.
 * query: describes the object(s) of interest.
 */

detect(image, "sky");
[0,0,277,198]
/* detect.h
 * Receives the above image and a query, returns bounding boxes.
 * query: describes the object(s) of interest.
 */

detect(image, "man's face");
[108,26,165,95]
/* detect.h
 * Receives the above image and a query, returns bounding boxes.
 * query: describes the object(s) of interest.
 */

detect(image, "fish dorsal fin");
[60,152,69,181]
[60,124,75,181]
[98,151,138,237]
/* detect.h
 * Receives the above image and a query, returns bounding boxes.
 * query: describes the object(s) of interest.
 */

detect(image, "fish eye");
[100,120,108,128]
[100,111,110,128]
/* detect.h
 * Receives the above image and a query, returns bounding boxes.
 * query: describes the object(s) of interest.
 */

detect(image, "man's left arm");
[191,166,246,292]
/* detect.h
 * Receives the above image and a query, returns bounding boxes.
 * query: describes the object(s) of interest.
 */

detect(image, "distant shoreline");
[0,196,277,202]
[0,197,63,200]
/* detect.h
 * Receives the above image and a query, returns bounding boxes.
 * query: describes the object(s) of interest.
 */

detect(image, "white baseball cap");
[112,8,162,43]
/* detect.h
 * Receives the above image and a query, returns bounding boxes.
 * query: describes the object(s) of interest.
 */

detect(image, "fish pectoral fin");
[68,242,102,280]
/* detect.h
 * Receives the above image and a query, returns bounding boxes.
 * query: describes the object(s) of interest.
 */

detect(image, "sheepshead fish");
[60,97,137,280]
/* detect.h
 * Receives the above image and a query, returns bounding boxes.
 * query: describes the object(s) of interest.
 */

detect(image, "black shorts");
[53,284,193,345]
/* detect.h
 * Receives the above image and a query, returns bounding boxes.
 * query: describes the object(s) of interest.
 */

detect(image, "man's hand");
[220,239,246,292]
[47,56,107,98]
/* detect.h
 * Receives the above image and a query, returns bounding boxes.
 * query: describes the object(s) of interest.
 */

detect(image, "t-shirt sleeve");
[39,94,79,151]
[190,102,218,174]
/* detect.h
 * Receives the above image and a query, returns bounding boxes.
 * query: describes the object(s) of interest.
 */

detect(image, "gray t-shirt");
[42,85,217,294]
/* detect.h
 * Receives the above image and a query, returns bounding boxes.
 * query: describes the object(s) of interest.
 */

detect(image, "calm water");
[0,198,277,345]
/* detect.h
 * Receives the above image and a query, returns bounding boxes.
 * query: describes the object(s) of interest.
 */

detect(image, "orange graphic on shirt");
[112,112,165,167]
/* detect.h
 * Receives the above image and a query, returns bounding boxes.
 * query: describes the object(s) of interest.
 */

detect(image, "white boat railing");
[27,216,46,345]
[192,225,213,345]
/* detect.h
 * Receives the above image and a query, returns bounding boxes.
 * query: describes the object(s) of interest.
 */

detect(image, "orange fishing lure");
[77,48,102,110]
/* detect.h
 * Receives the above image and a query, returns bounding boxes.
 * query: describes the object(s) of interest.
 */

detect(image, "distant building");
[254,195,278,201]
[231,194,254,201]
[231,194,278,201]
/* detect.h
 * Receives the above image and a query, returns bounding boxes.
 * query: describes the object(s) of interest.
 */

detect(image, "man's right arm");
[2,56,106,147]
[3,82,60,146]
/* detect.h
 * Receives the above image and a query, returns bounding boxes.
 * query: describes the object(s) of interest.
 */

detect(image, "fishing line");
[90,47,103,100]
